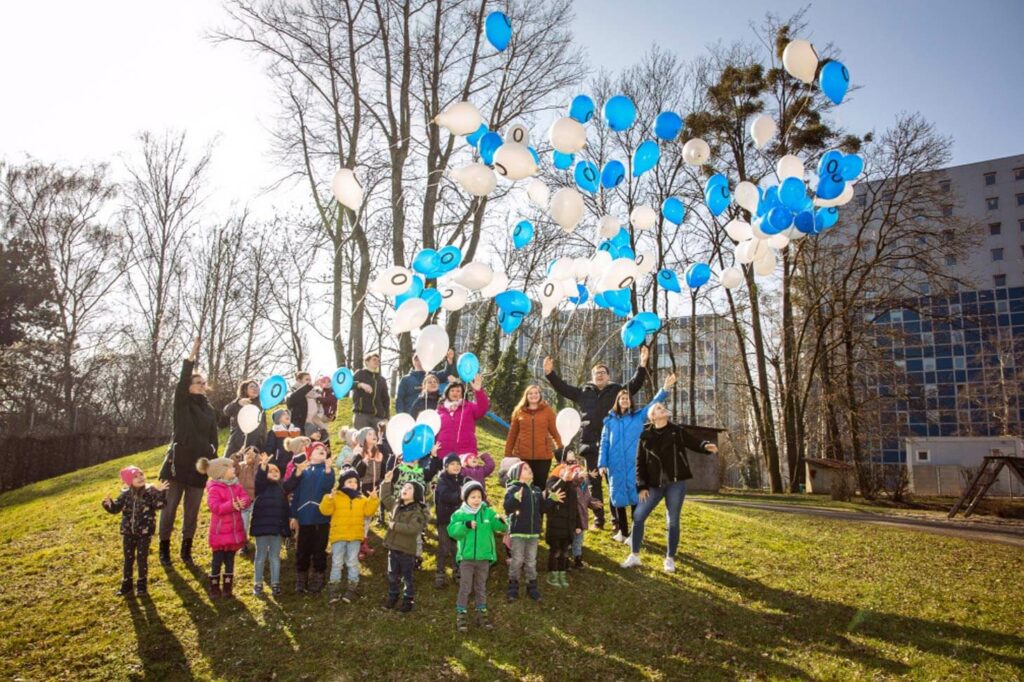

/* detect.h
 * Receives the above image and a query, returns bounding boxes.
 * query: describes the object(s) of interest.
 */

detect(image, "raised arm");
[543,355,583,402]
[175,337,201,408]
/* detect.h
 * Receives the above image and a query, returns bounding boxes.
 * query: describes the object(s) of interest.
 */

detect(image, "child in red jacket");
[198,457,252,599]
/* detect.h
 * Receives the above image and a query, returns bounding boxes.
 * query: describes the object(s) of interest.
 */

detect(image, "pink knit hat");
[120,466,143,486]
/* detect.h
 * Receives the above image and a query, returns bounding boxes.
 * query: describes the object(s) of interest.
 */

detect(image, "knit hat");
[337,467,360,488]
[355,427,375,448]
[304,422,323,438]
[197,457,233,480]
[271,409,289,425]
[284,436,310,455]
[443,453,462,469]
[443,381,465,401]
[461,479,484,502]
[506,461,526,484]
[119,466,143,486]
[305,442,328,460]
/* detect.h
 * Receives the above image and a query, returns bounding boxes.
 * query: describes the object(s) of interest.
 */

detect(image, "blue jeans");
[254,535,282,585]
[571,529,585,557]
[241,508,252,535]
[330,540,362,584]
[630,480,688,557]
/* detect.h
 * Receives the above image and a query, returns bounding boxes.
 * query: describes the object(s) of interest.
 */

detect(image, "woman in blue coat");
[598,372,676,542]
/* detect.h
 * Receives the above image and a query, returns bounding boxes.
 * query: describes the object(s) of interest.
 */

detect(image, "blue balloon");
[597,240,614,254]
[816,172,846,200]
[495,290,531,334]
[574,160,600,194]
[765,206,794,234]
[420,287,442,314]
[330,367,354,399]
[632,140,660,177]
[412,249,442,277]
[456,352,480,383]
[704,176,731,217]
[259,375,288,410]
[601,160,626,189]
[819,60,850,105]
[512,220,534,249]
[757,185,780,217]
[685,263,712,289]
[610,305,631,319]
[528,146,540,166]
[603,94,637,132]
[465,124,488,147]
[593,291,610,309]
[569,95,595,124]
[706,173,729,188]
[814,206,839,232]
[840,154,863,181]
[477,131,503,166]
[610,227,631,248]
[402,423,435,461]
[779,177,807,212]
[654,111,683,141]
[567,283,589,305]
[635,311,662,333]
[662,197,685,225]
[436,245,463,275]
[793,210,816,234]
[604,287,631,311]
[612,244,635,261]
[657,269,681,293]
[394,275,425,309]
[484,11,512,52]
[621,317,647,349]
[552,150,574,170]
[817,150,843,178]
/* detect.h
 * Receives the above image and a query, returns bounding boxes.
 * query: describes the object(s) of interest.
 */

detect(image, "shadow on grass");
[126,595,191,680]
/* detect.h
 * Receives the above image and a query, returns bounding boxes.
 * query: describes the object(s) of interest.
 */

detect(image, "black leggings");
[122,535,151,582]
[547,536,571,571]
[612,505,636,536]
[211,550,236,576]
[528,459,553,488]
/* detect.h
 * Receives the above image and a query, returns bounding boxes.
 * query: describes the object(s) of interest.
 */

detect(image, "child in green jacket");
[447,480,508,632]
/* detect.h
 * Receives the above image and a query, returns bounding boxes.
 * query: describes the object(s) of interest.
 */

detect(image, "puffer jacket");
[598,389,667,508]
[206,479,252,551]
[434,470,466,528]
[503,481,548,537]
[459,452,495,490]
[544,365,648,445]
[636,422,713,491]
[380,481,428,555]
[410,392,441,419]
[447,502,508,563]
[436,390,490,457]
[103,486,166,536]
[283,463,335,526]
[544,476,581,542]
[319,490,380,544]
[504,402,562,460]
[165,359,218,488]
[249,467,290,537]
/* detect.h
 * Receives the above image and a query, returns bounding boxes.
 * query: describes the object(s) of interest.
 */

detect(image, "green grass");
[1,402,1023,680]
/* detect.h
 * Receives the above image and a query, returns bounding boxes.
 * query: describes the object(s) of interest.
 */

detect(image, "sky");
[1,0,1021,371]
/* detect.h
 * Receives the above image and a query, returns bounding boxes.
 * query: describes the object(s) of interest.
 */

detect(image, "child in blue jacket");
[283,442,335,594]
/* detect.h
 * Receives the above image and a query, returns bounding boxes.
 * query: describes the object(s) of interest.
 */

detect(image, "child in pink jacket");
[198,456,252,599]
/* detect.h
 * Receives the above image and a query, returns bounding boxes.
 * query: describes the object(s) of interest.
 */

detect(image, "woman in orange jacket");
[504,385,563,485]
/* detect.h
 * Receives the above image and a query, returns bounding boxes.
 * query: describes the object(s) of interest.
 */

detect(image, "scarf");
[221,477,240,487]
[459,501,483,515]
[443,399,463,414]
[339,487,360,500]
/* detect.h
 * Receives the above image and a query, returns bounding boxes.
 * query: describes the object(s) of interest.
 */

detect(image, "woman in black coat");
[223,379,266,456]
[158,336,218,566]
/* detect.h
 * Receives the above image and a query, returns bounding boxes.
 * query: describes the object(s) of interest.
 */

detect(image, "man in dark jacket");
[286,372,314,432]
[543,345,649,529]
[433,453,465,588]
[352,353,390,429]
[395,355,426,415]
[158,336,218,566]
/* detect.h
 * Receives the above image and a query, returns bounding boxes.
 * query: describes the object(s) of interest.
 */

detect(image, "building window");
[953,356,966,369]
[997,299,1009,313]
[989,222,1002,235]
[950,329,964,344]
[923,358,936,371]
[992,248,1004,262]
[994,274,1007,287]
[949,303,962,316]
[1015,168,1024,181]
[984,172,996,186]
[986,197,999,210]
[891,309,903,323]
[856,195,867,208]
[925,384,938,398]
[1017,193,1024,207]
[916,450,930,462]
[940,180,951,193]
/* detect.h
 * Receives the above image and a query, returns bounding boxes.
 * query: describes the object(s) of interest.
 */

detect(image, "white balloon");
[480,271,510,299]
[526,178,549,208]
[749,114,777,149]
[451,163,496,197]
[572,257,591,281]
[392,298,429,335]
[415,324,449,371]
[735,238,770,265]
[560,277,579,298]
[766,233,791,250]
[434,101,483,135]
[386,413,416,453]
[373,266,415,296]
[237,404,261,435]
[630,205,657,231]
[331,169,364,211]
[725,219,754,243]
[753,250,777,276]
[635,249,657,275]
[415,409,441,435]
[682,138,711,166]
[548,258,576,281]
[776,154,804,181]
[506,123,530,145]
[720,266,744,289]
[750,217,771,241]
[597,258,639,293]
[555,407,582,444]
[588,250,613,283]
[538,278,564,318]
[492,142,537,181]
[549,187,585,232]
[598,215,622,239]
[735,181,759,213]
[453,262,494,291]
[439,283,469,311]
[782,39,818,84]
[549,117,587,154]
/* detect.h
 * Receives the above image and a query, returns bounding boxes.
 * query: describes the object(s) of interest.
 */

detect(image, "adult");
[158,336,218,566]
[395,355,426,415]
[435,376,489,459]
[285,372,314,432]
[223,379,265,456]
[316,375,338,422]
[352,353,390,430]
[543,345,650,529]
[504,384,562,486]
[599,373,675,543]
[621,402,717,573]
[410,374,442,419]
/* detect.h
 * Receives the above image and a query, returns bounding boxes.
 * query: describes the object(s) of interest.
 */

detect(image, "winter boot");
[270,583,281,598]
[382,594,399,610]
[222,574,234,598]
[398,596,415,613]
[328,582,343,604]
[294,573,308,594]
[253,583,265,597]
[506,579,519,602]
[117,579,133,596]
[456,611,469,632]
[180,538,195,566]
[557,571,569,588]
[342,585,359,604]
[573,555,585,570]
[135,578,148,596]
[526,580,541,601]
[158,540,172,567]
[308,571,326,594]
[206,574,222,599]
[546,571,561,588]
[476,609,493,630]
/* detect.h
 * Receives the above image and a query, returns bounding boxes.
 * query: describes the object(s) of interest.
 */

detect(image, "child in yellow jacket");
[319,468,380,603]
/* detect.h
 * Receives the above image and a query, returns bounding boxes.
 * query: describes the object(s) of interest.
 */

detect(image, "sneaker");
[270,583,282,598]
[398,596,415,613]
[611,532,626,543]
[117,579,133,597]
[382,594,399,610]
[526,580,541,601]
[476,610,493,630]
[573,556,585,570]
[663,557,676,573]
[620,553,642,569]
[622,535,632,545]
[456,611,469,632]
[546,572,561,587]
[342,586,358,604]
[506,579,519,602]
[328,582,343,604]
[135,580,148,596]
[253,583,265,598]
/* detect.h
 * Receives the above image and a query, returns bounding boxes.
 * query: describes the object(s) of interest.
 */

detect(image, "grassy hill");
[1,402,1023,680]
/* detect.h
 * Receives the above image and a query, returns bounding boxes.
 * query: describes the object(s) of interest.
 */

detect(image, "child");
[230,446,259,553]
[250,455,291,597]
[283,436,312,480]
[380,469,428,613]
[198,456,252,599]
[264,409,301,473]
[433,454,465,589]
[102,466,168,596]
[459,451,495,498]
[502,461,547,602]
[544,463,581,589]
[448,480,508,632]
[283,443,336,594]
[565,451,602,570]
[350,427,386,559]
[319,468,380,604]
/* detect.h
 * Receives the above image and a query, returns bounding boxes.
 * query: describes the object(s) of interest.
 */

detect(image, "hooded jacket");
[503,480,548,537]
[380,481,428,555]
[504,401,562,460]
[166,359,218,487]
[249,466,290,538]
[436,389,490,457]
[598,389,668,508]
[636,422,713,491]
[319,490,380,544]
[410,392,441,419]
[206,478,252,551]
[447,502,508,563]
[352,368,390,419]
[102,486,166,536]
[544,475,582,542]
[544,365,648,445]
[283,461,335,526]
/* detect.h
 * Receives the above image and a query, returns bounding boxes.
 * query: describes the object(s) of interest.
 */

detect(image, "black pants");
[388,549,416,599]
[528,458,553,488]
[296,524,330,573]
[547,536,571,571]
[581,442,605,526]
[612,505,636,536]
[211,550,236,576]
[122,535,151,583]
